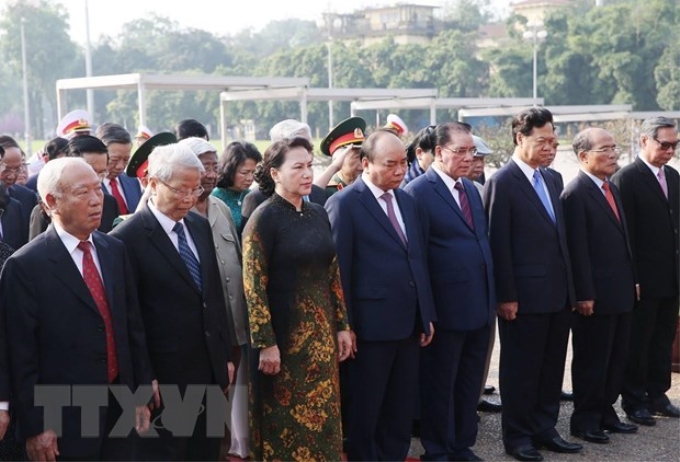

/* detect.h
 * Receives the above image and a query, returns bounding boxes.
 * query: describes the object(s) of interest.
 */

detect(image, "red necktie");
[454,182,475,229]
[78,241,119,383]
[602,182,620,222]
[109,178,129,215]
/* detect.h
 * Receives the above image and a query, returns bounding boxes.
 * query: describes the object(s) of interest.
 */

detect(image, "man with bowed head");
[0,157,153,461]
[110,143,234,461]
[325,128,436,461]
[484,108,581,462]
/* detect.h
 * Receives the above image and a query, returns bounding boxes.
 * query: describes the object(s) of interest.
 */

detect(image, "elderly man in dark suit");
[561,127,639,444]
[325,129,436,462]
[611,116,680,425]
[484,108,582,462]
[405,122,495,461]
[0,141,37,243]
[0,157,152,461]
[110,143,234,461]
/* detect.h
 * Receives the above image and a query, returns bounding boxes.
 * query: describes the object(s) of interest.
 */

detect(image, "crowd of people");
[0,107,677,462]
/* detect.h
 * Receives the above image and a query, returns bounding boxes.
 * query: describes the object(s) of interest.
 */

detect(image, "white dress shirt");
[362,173,407,237]
[148,199,200,261]
[54,222,103,280]
[432,163,465,208]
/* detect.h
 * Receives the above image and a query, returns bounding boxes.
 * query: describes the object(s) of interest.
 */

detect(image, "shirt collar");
[512,154,538,183]
[432,163,462,191]
[148,198,185,234]
[53,221,94,254]
[582,169,606,191]
[362,173,394,201]
[639,154,660,176]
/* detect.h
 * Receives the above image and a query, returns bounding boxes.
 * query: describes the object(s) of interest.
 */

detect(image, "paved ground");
[408,328,680,461]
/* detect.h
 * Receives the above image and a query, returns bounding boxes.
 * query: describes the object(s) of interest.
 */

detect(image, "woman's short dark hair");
[406,125,437,163]
[255,137,313,197]
[175,119,209,141]
[216,141,263,190]
[44,137,69,161]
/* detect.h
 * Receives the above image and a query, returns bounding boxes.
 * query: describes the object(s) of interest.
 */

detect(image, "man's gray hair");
[147,143,205,182]
[572,129,594,156]
[95,122,132,146]
[640,116,676,139]
[37,157,92,201]
[269,119,312,142]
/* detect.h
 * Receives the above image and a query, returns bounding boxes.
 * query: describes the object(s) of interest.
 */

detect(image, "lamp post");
[317,15,342,130]
[20,17,31,156]
[522,20,547,107]
[84,0,94,121]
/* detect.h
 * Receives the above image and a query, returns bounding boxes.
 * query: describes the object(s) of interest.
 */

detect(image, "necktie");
[601,182,620,222]
[109,178,129,215]
[658,167,669,199]
[454,182,474,229]
[78,241,118,383]
[173,222,203,291]
[380,193,407,246]
[532,170,556,223]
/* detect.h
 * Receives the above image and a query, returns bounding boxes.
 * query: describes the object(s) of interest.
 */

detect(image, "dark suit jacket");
[0,227,152,454]
[8,184,37,233]
[110,206,232,388]
[325,177,436,341]
[405,169,495,331]
[24,174,38,193]
[114,173,143,213]
[484,160,575,313]
[561,171,635,314]
[611,157,679,299]
[1,197,27,250]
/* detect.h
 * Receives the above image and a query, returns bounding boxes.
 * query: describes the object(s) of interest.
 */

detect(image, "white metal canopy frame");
[349,97,544,125]
[56,72,311,141]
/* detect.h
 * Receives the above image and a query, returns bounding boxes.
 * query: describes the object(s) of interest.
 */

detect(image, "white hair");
[178,137,218,157]
[147,143,205,182]
[37,157,92,201]
[269,119,312,142]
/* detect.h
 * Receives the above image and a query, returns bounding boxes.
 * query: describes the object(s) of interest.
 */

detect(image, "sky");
[60,0,512,45]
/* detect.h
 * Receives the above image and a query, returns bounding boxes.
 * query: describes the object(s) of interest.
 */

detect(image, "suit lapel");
[141,206,202,294]
[355,179,407,249]
[428,168,471,230]
[45,226,101,317]
[635,157,668,202]
[579,172,623,232]
[509,161,555,226]
[184,212,209,294]
[92,232,117,309]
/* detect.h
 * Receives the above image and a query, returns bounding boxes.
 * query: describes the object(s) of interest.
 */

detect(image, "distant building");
[322,3,445,46]
[511,0,574,24]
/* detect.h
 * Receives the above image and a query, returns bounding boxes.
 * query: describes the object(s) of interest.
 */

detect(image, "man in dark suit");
[325,129,436,461]
[484,108,582,462]
[96,123,142,214]
[405,122,495,461]
[0,157,152,461]
[110,142,234,461]
[611,116,680,425]
[0,182,27,251]
[0,142,38,238]
[561,127,639,444]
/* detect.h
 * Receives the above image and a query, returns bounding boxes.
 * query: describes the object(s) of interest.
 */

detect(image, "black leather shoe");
[571,429,610,444]
[560,390,574,401]
[533,436,583,453]
[484,385,496,395]
[505,445,543,462]
[603,422,638,433]
[477,399,502,413]
[450,450,483,461]
[650,402,680,418]
[626,409,656,426]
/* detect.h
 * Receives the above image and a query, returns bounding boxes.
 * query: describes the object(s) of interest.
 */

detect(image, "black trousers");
[621,297,679,412]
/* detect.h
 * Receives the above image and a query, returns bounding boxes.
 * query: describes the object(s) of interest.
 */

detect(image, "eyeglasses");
[587,147,621,156]
[653,138,679,151]
[202,165,221,174]
[0,163,28,174]
[442,146,478,156]
[157,178,204,198]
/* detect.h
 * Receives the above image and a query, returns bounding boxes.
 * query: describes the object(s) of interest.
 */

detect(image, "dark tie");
[532,170,556,223]
[601,182,620,222]
[380,192,407,246]
[78,241,118,383]
[454,182,474,229]
[172,222,203,291]
[109,177,129,215]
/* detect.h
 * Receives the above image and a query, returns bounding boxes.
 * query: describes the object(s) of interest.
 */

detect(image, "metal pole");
[20,18,31,156]
[328,38,334,129]
[85,0,94,121]
[532,38,538,107]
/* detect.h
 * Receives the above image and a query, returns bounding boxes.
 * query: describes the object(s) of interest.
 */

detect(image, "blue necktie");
[532,170,556,223]
[173,222,203,291]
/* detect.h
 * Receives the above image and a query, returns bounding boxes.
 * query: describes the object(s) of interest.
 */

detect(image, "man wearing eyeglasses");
[0,138,37,247]
[484,108,581,462]
[110,143,234,461]
[611,116,680,426]
[561,127,639,444]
